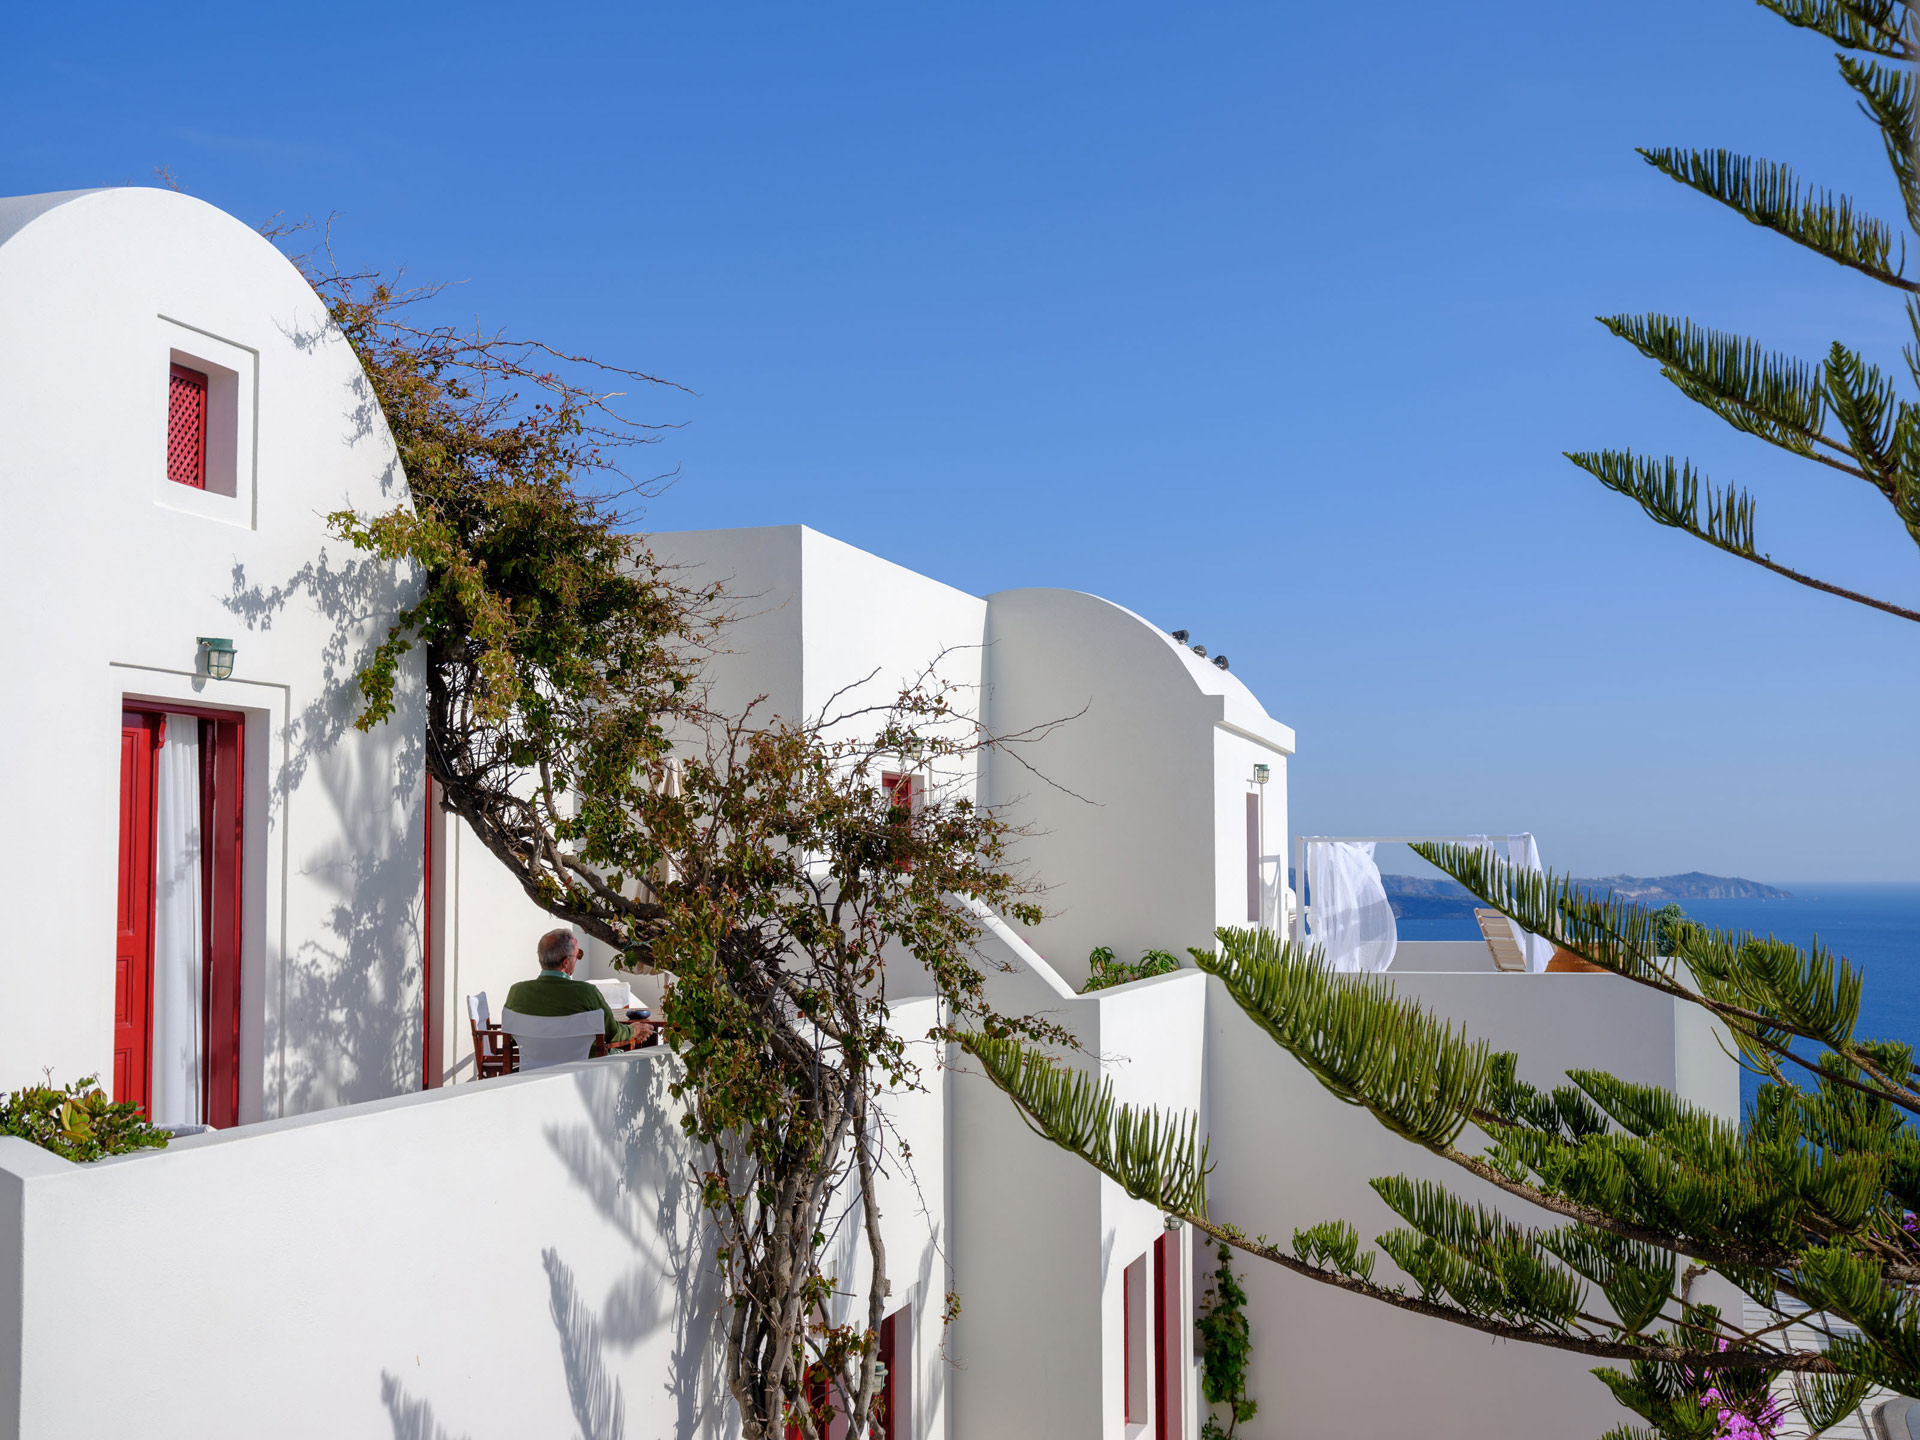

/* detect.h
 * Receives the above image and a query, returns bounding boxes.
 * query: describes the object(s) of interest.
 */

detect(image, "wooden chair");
[499,1008,605,1071]
[1474,909,1529,973]
[467,992,515,1079]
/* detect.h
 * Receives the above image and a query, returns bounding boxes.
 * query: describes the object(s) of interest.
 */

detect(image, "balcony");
[1290,833,1582,974]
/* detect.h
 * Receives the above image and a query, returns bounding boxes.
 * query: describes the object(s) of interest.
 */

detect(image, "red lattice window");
[167,364,208,488]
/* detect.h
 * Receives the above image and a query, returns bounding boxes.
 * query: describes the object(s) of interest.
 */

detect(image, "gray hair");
[537,928,578,970]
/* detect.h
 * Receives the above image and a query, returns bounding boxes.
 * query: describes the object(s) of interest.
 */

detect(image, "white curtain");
[1508,833,1554,973]
[1307,841,1397,972]
[151,716,203,1127]
[1259,853,1289,933]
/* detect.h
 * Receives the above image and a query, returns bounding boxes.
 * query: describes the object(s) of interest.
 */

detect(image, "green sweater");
[501,971,632,1044]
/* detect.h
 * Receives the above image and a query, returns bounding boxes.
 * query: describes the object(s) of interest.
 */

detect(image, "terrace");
[1292,832,1591,974]
[0,1001,951,1439]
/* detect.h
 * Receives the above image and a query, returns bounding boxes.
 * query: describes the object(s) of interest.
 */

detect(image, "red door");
[200,713,244,1127]
[876,1311,898,1440]
[115,713,161,1114]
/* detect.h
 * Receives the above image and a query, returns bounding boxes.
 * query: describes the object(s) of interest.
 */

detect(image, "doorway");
[114,705,244,1126]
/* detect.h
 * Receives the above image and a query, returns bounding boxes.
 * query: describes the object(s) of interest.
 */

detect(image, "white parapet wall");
[1202,965,1739,1440]
[0,997,952,1440]
[947,907,1207,1440]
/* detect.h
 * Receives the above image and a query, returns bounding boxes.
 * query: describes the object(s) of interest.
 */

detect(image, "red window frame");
[423,773,438,1089]
[1124,1251,1149,1425]
[1154,1232,1176,1438]
[880,772,922,871]
[877,1309,898,1440]
[197,708,245,1127]
[167,363,209,489]
[784,1366,832,1440]
[781,1307,904,1440]
[880,771,921,815]
[115,714,161,1115]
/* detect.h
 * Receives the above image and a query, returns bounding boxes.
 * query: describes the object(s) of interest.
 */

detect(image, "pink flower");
[1692,1340,1783,1439]
[1710,1392,1783,1440]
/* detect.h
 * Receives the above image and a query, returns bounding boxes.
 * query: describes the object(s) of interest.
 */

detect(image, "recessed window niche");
[155,317,256,527]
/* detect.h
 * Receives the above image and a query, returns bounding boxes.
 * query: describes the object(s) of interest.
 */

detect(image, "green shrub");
[1649,901,1687,957]
[0,1075,169,1162]
[1197,1243,1258,1438]
[1083,946,1184,993]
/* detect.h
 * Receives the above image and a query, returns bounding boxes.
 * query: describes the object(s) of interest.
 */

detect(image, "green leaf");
[1759,0,1908,57]
[1563,449,1759,558]
[1838,54,1918,229]
[1192,927,1492,1148]
[959,1033,1210,1215]
[1372,1176,1586,1327]
[1791,1368,1874,1433]
[1292,1219,1376,1283]
[1672,926,1864,1054]
[1592,1360,1730,1440]
[1640,147,1914,291]
[1823,343,1900,481]
[1538,1224,1676,1335]
[1599,314,1827,455]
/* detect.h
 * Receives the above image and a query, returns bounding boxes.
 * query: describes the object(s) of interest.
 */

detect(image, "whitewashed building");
[0,186,428,1129]
[0,189,1736,1440]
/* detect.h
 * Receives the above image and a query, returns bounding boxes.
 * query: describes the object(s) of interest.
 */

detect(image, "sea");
[1396,883,1920,1114]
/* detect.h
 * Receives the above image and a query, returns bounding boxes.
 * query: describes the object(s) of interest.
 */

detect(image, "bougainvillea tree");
[293,250,1058,1439]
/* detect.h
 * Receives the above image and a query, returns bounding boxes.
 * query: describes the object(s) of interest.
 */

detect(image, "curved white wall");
[0,188,425,1116]
[982,588,1293,989]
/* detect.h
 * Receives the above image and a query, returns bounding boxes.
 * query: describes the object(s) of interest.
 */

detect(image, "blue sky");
[7,2,1917,880]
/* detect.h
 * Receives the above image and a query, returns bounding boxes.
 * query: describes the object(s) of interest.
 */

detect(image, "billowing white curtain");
[1508,833,1554,973]
[1259,854,1290,933]
[1307,841,1397,972]
[151,716,203,1127]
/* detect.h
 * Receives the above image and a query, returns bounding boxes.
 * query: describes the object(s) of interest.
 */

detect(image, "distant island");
[1574,872,1792,903]
[1378,871,1789,921]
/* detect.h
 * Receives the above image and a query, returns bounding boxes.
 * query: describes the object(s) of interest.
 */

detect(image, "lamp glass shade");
[199,637,236,680]
[1253,763,1271,785]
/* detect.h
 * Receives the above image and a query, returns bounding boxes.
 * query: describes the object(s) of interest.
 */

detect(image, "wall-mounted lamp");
[198,637,236,680]
[1170,629,1189,643]
[1163,1213,1183,1233]
[1213,654,1230,671]
[1253,763,1270,786]
[1191,643,1207,658]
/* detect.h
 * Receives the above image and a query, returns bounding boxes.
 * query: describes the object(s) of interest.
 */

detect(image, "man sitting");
[503,928,646,1050]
